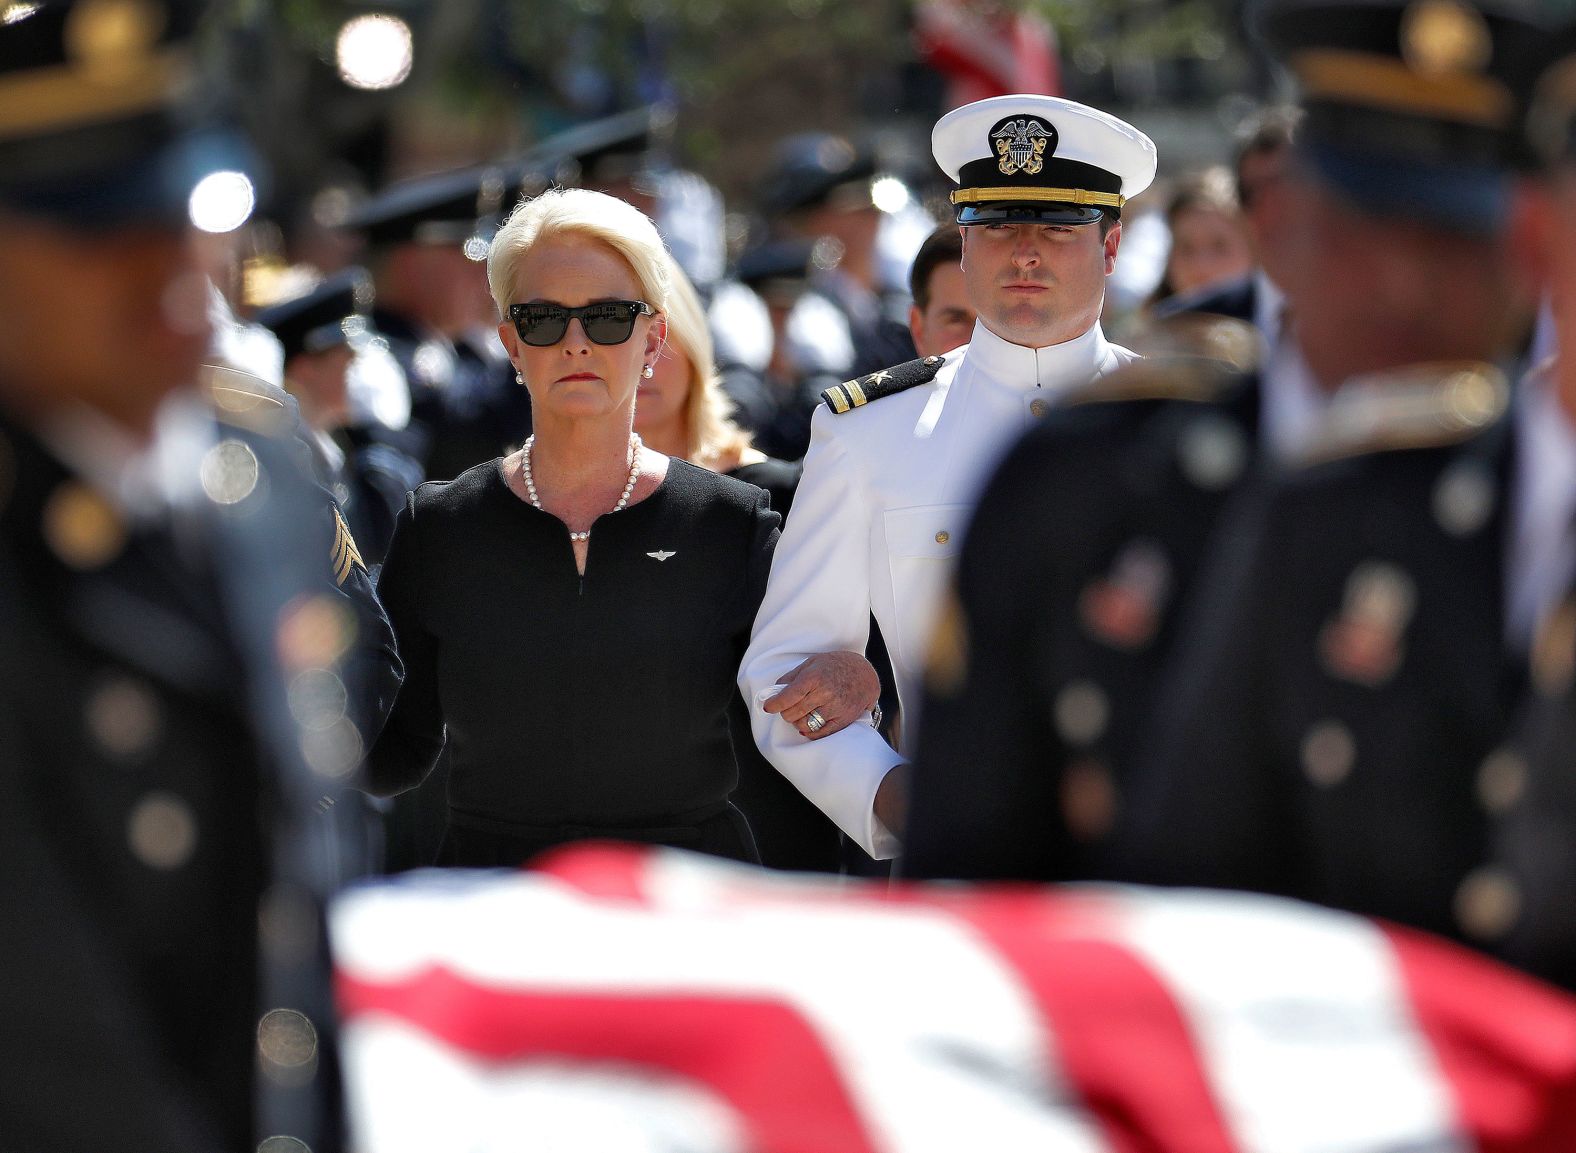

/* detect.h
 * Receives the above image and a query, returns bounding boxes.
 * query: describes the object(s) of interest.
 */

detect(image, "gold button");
[1455,866,1521,941]
[934,530,950,545]
[1062,758,1118,842]
[43,482,125,569]
[1301,719,1355,787]
[87,676,162,760]
[126,792,197,869]
[1029,399,1049,418]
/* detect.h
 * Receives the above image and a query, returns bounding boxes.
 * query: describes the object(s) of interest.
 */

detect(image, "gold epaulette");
[821,354,948,414]
[1298,362,1508,467]
[201,361,291,437]
[1063,355,1241,408]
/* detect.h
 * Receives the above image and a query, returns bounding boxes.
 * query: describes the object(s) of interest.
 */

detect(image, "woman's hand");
[762,652,882,740]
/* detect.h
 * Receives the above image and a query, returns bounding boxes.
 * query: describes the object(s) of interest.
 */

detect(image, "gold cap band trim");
[950,186,1126,209]
[0,48,189,139]
[1291,49,1512,127]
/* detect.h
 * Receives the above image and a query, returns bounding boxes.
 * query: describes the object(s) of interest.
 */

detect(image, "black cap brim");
[955,201,1108,226]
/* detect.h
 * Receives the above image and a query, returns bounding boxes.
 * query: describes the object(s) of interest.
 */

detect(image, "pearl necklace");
[521,433,642,542]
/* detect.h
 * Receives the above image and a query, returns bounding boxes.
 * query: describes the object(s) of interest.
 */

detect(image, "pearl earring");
[515,371,524,385]
[641,364,654,379]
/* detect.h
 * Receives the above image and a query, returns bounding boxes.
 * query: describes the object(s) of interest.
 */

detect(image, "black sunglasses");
[507,300,654,347]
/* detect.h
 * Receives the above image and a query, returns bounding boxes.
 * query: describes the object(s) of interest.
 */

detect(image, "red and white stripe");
[332,846,1576,1153]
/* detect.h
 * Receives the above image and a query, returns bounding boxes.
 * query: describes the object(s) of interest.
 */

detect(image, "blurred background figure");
[1148,165,1255,308]
[715,237,849,461]
[340,165,531,481]
[906,224,976,359]
[757,132,921,379]
[255,268,425,568]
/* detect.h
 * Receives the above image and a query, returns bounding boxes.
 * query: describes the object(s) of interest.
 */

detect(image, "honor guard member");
[739,94,1156,859]
[1109,0,1546,945]
[0,2,372,1148]
[343,164,533,481]
[1447,21,1576,990]
[256,268,425,567]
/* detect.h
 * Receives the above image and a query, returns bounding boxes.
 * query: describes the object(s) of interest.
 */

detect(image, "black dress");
[370,456,780,866]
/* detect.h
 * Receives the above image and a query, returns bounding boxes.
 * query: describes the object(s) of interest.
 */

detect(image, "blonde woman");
[633,256,803,516]
[369,188,784,866]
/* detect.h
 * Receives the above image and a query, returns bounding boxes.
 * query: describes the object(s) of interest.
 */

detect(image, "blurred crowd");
[13,0,1576,1148]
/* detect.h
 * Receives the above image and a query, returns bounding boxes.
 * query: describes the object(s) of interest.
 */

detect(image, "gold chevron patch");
[331,508,365,587]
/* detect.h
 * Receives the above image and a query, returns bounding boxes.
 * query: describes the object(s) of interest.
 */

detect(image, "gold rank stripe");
[951,186,1126,209]
[845,378,869,407]
[331,509,365,587]
[824,385,852,414]
[0,49,190,138]
[1290,49,1513,127]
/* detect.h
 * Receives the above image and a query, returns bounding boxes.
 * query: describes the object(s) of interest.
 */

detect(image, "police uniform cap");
[254,268,374,363]
[0,0,257,229]
[735,237,816,305]
[759,132,879,218]
[1257,0,1545,231]
[517,105,673,192]
[342,164,509,250]
[931,94,1157,226]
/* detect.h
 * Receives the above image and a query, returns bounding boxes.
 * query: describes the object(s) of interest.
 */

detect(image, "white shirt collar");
[37,392,216,521]
[963,317,1111,394]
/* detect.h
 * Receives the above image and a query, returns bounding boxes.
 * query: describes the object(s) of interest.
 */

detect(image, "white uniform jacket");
[739,320,1140,858]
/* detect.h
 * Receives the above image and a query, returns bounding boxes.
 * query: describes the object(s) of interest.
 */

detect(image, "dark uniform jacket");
[1119,364,1521,944]
[904,359,1262,882]
[0,385,395,1151]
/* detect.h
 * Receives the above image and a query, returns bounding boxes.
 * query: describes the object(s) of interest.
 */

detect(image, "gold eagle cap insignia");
[991,118,1052,177]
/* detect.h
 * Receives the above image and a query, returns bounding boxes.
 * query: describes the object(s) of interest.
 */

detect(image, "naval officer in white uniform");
[739,94,1158,859]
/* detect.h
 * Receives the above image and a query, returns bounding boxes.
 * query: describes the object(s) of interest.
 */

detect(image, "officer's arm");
[739,405,904,859]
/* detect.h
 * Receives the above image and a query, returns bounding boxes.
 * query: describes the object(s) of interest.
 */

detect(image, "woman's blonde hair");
[487,186,674,319]
[660,256,753,465]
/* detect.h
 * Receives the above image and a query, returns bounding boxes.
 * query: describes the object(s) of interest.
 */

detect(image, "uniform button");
[276,595,357,672]
[87,676,162,760]
[1029,398,1049,418]
[201,438,261,505]
[1178,416,1247,491]
[1432,461,1495,537]
[257,1008,319,1088]
[301,718,363,781]
[1054,680,1110,747]
[1062,758,1118,841]
[1455,866,1521,941]
[1476,748,1528,814]
[257,1138,311,1153]
[1300,719,1355,787]
[43,482,126,569]
[126,792,197,869]
[934,530,950,545]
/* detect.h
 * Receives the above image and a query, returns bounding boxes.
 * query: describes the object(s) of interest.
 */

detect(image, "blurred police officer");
[256,268,424,567]
[1449,20,1576,988]
[343,165,532,481]
[1110,0,1542,945]
[0,3,367,1147]
[740,94,1156,860]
